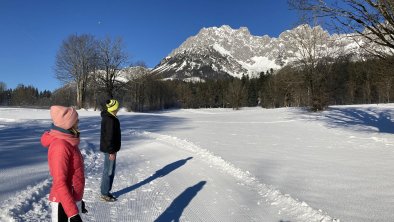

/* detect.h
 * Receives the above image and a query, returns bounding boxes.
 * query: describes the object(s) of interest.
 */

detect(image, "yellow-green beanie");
[106,99,119,112]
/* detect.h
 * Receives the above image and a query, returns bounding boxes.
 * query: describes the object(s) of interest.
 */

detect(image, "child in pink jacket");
[41,106,86,222]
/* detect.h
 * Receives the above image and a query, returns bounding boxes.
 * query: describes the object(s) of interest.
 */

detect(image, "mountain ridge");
[151,24,376,81]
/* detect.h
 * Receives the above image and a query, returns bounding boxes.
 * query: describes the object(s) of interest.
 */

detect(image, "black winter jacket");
[100,111,121,154]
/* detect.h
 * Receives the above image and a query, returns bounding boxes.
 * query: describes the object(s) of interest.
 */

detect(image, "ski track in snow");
[0,179,51,222]
[193,120,296,124]
[126,129,337,222]
[1,127,338,221]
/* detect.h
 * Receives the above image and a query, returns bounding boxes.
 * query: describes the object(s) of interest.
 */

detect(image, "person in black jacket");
[100,99,121,202]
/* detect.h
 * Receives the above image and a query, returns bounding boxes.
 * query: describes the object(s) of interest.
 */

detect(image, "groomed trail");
[1,125,335,221]
[5,106,394,221]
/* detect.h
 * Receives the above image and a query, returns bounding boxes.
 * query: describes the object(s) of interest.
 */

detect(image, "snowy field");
[1,105,394,221]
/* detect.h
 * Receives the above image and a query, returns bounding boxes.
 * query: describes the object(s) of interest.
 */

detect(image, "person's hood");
[41,129,80,148]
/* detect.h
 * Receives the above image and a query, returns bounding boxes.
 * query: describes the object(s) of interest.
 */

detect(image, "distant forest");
[1,55,393,112]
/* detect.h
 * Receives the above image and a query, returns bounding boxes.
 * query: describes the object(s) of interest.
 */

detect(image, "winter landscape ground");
[1,105,394,221]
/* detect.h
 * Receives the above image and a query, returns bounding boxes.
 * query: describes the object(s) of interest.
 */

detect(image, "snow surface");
[1,105,394,221]
[238,56,281,76]
[213,44,232,57]
[183,77,205,83]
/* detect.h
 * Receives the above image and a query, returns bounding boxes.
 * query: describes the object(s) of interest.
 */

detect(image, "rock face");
[151,24,373,81]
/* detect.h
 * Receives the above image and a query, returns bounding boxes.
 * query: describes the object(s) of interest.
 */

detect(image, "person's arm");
[103,118,116,153]
[72,152,85,201]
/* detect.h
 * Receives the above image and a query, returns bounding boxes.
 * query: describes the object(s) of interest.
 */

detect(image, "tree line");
[0,83,52,107]
[2,54,394,111]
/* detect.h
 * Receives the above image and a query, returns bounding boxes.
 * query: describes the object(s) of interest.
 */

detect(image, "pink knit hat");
[50,105,78,130]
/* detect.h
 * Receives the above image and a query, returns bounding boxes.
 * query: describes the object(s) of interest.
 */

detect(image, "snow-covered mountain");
[118,66,151,82]
[151,24,376,81]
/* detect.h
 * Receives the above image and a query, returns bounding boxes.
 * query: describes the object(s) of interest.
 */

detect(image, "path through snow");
[5,106,394,221]
[0,123,334,222]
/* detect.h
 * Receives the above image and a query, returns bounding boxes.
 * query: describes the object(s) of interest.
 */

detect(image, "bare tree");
[51,84,76,107]
[365,58,394,102]
[286,24,345,110]
[227,79,246,110]
[289,0,394,58]
[96,37,128,98]
[124,65,150,111]
[55,34,97,108]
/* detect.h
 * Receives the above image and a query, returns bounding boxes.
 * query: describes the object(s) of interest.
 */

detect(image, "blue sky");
[0,0,299,91]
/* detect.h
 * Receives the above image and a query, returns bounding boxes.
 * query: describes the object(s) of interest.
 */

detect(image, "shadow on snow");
[118,113,190,134]
[323,107,394,134]
[154,181,207,222]
[0,120,50,170]
[0,112,186,199]
[113,157,193,197]
[0,119,52,199]
[0,113,186,170]
[79,113,188,146]
[293,106,394,134]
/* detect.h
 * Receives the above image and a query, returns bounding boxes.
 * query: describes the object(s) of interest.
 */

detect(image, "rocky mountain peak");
[152,24,375,81]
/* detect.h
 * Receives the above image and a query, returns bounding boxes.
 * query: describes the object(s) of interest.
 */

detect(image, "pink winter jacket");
[41,130,85,217]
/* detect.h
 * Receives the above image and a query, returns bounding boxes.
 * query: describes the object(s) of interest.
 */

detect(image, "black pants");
[51,202,68,222]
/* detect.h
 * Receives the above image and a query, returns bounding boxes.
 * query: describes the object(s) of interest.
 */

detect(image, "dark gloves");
[81,200,88,213]
[68,200,87,222]
[70,214,82,222]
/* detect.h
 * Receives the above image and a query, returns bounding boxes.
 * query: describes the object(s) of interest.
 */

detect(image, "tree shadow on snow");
[322,107,394,134]
[0,112,186,195]
[113,157,193,197]
[0,120,50,170]
[118,113,191,133]
[0,119,53,198]
[78,113,188,146]
[154,181,207,222]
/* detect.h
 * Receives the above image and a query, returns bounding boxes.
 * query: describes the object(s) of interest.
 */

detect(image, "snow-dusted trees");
[55,34,98,109]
